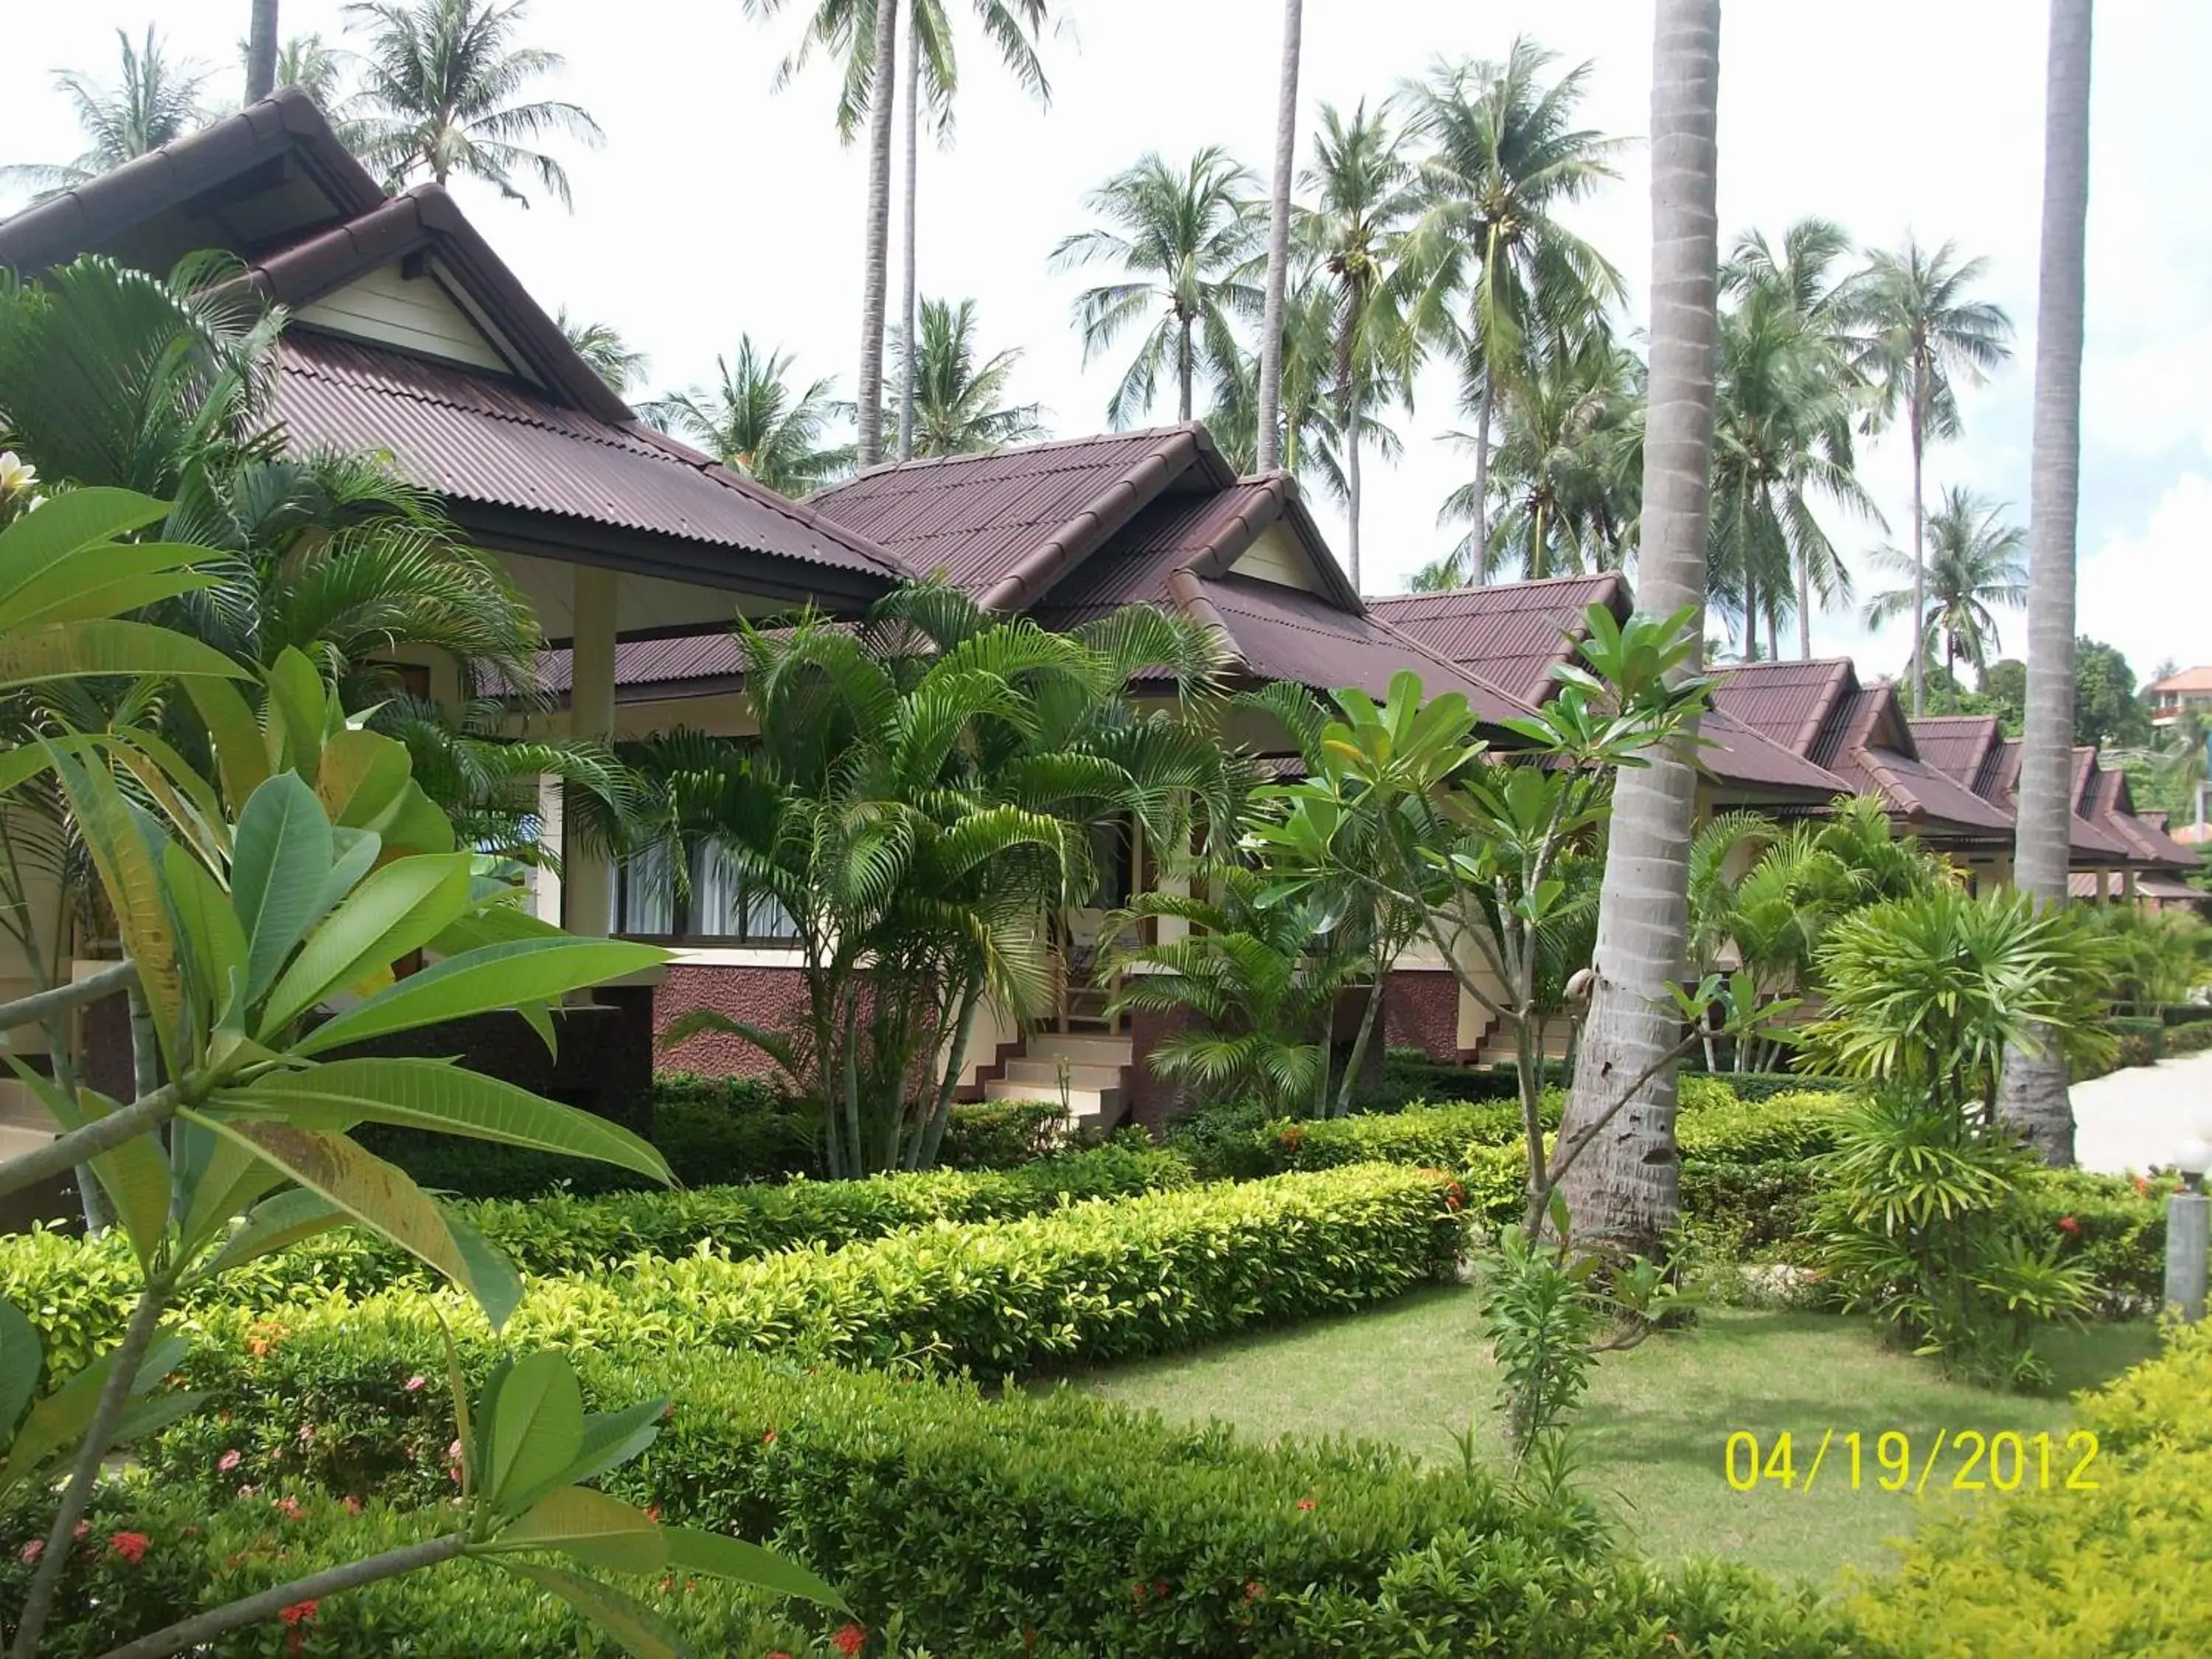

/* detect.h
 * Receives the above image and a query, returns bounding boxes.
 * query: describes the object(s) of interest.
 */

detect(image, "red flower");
[2057,1214,2081,1236]
[1242,1579,1266,1604]
[761,1429,777,1445]
[830,1624,866,1658]
[1295,1498,1316,1512]
[18,1540,40,1563]
[1130,1580,1148,1602]
[765,1652,793,1659]
[218,1450,243,1475]
[108,1531,150,1565]
[646,1503,662,1523]
[404,1374,427,1393]
[72,1521,88,1540]
[341,1495,362,1515]
[1153,1580,1170,1600]
[279,1600,318,1626]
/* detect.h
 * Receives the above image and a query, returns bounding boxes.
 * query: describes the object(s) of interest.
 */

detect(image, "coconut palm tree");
[900,296,1046,456]
[744,1,1054,465]
[1397,41,1627,576]
[1706,281,1876,661]
[1254,0,1306,473]
[1858,237,2014,713]
[1204,274,1383,492]
[341,0,604,209]
[1721,218,1877,656]
[1423,335,1640,586]
[266,34,349,108]
[1,29,209,200]
[557,307,649,395]
[1551,0,1721,1254]
[644,338,855,496]
[1863,487,2027,681]
[2001,0,2095,1166]
[248,1,282,101]
[1051,148,1265,427]
[1298,100,1420,588]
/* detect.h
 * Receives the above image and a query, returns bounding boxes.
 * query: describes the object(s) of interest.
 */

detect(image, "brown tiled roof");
[1709,659,1857,758]
[2085,768,2204,871]
[0,88,383,273]
[808,427,1231,607]
[1850,746,2017,836]
[1975,739,2129,860]
[276,331,902,589]
[2151,666,2212,694]
[1697,711,1854,797]
[1907,715,2006,789]
[1368,574,1631,705]
[1174,574,1537,723]
[1039,475,1342,612]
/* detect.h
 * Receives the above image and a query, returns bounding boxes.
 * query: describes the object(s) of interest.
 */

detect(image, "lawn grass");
[1047,1290,2155,1583]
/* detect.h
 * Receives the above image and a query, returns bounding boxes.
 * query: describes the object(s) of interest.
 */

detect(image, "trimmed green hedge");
[1846,1320,2212,1656]
[2163,1019,2212,1057]
[140,1312,1851,1658]
[0,1141,1189,1377]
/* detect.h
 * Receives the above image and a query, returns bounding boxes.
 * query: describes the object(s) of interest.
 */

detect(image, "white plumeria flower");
[0,452,35,495]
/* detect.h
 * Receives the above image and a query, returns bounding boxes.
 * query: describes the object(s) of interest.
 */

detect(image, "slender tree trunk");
[1339,303,1363,590]
[1333,972,1388,1118]
[897,20,921,463]
[855,0,900,468]
[1909,389,1928,714]
[1178,314,1194,422]
[1797,557,1812,659]
[1767,602,1779,664]
[2000,0,2093,1167]
[1554,0,1719,1256]
[246,0,279,102]
[1254,0,1304,473]
[1467,377,1496,584]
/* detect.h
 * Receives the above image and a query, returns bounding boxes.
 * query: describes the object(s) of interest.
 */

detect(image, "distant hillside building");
[2149,666,2212,728]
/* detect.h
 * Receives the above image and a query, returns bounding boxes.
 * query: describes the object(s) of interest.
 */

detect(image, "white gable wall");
[1226,520,1325,594]
[294,260,513,372]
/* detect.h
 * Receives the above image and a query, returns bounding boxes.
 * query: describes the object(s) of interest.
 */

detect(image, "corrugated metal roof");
[1192,574,1537,723]
[1851,747,2017,835]
[1697,711,1853,796]
[1907,715,2004,786]
[1807,686,1890,772]
[1709,658,1857,758]
[808,428,1210,593]
[1041,481,1287,611]
[275,331,902,579]
[1368,575,1630,704]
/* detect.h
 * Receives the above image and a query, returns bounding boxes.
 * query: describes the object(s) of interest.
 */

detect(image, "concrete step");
[1000,1060,1125,1091]
[1023,1034,1135,1067]
[982,1080,1119,1122]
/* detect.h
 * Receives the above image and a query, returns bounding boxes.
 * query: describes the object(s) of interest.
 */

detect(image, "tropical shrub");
[2163,1018,2212,1057]
[1845,1321,2212,1657]
[1807,1091,2094,1388]
[2073,1014,2163,1079]
[935,1098,1069,1169]
[145,1324,1854,1658]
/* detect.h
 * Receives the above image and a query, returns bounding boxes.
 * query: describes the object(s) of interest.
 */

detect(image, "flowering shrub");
[0,1486,900,1658]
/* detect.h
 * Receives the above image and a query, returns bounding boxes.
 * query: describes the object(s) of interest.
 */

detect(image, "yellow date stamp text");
[1721,1429,2098,1495]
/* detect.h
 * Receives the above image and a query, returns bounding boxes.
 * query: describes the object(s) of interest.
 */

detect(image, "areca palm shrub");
[1800,889,2114,1385]
[657,581,1239,1176]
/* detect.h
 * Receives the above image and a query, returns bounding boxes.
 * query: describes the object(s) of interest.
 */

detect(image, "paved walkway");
[2070,1046,2212,1174]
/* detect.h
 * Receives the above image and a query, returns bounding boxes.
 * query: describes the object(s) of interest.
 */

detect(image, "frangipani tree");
[0,495,841,1655]
[1248,605,1784,1230]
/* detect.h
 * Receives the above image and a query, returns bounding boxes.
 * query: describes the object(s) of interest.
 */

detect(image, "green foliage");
[1809,1091,2094,1388]
[2070,636,2150,749]
[935,1098,1071,1170]
[0,1485,878,1659]
[1803,886,2118,1117]
[1476,1218,1607,1452]
[143,1310,1853,1657]
[1847,1321,2212,1656]
[2076,1015,2162,1080]
[0,1141,1194,1360]
[639,580,1238,1176]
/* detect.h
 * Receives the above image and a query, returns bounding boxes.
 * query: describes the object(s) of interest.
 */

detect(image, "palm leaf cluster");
[1861,486,2027,681]
[642,580,1242,1175]
[644,338,855,496]
[0,28,211,201]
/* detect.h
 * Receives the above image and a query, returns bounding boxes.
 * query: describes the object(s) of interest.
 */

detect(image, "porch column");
[2095,869,2111,903]
[565,566,618,936]
[2123,869,2138,906]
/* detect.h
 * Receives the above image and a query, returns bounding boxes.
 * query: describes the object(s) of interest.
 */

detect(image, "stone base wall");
[652,964,808,1082]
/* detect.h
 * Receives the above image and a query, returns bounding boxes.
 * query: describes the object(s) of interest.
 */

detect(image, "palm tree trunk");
[2000,0,2093,1167]
[1766,602,1778,664]
[1339,298,1363,589]
[897,20,921,463]
[1796,557,1812,659]
[1254,0,1304,473]
[247,0,279,102]
[855,0,900,469]
[1553,0,1719,1256]
[1742,563,1757,661]
[1178,315,1194,422]
[1909,386,1928,714]
[1467,377,1496,585]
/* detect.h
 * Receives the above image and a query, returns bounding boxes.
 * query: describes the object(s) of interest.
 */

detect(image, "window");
[1088,816,1135,911]
[616,840,798,944]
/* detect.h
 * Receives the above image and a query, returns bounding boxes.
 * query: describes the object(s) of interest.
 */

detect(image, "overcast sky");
[6,1,2208,683]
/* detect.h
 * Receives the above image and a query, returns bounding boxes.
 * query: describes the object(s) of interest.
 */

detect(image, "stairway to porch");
[980,1029,1135,1134]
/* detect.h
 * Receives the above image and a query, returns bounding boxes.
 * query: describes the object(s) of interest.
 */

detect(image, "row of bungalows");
[0,91,2197,1141]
